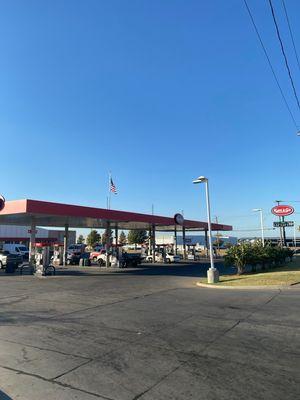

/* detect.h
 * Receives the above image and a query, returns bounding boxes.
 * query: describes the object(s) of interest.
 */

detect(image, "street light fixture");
[252,208,265,246]
[193,176,219,283]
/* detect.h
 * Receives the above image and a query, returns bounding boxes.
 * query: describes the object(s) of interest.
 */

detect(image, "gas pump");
[53,243,64,266]
[35,243,52,275]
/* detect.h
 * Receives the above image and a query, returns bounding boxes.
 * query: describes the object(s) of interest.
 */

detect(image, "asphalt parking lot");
[0,262,299,400]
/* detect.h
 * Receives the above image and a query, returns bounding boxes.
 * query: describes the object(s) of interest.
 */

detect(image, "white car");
[97,253,107,266]
[97,253,118,267]
[165,253,181,263]
[146,253,180,263]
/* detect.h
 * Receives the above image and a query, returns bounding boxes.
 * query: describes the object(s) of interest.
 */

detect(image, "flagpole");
[108,171,111,210]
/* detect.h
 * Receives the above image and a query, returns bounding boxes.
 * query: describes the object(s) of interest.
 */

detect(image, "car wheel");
[167,258,171,263]
[0,261,3,269]
[93,256,97,262]
[148,257,152,263]
[98,259,104,266]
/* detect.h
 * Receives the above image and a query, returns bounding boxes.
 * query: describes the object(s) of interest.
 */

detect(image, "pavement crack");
[0,337,91,360]
[52,287,182,320]
[0,364,114,400]
[52,358,93,380]
[132,364,183,400]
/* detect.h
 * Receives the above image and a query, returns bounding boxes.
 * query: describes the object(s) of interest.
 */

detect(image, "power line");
[243,0,299,129]
[268,0,300,111]
[281,0,300,73]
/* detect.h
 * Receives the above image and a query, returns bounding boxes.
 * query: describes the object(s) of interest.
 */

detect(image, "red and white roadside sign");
[271,205,294,217]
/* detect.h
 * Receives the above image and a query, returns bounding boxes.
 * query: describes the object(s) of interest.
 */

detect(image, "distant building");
[0,225,76,247]
[239,237,299,247]
[155,234,237,250]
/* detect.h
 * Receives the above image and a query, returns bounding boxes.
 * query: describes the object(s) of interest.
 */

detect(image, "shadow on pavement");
[0,262,236,279]
[54,262,236,278]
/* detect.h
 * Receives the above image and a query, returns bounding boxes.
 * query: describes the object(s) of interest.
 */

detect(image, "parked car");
[96,252,107,266]
[2,244,29,261]
[67,244,86,254]
[90,249,106,262]
[146,252,180,263]
[165,253,180,263]
[66,252,81,265]
[120,252,142,268]
[0,250,22,269]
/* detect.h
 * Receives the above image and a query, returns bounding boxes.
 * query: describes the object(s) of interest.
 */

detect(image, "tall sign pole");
[272,204,295,246]
[275,200,283,246]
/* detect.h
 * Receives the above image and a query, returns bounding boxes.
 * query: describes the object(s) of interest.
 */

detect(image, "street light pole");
[252,208,265,246]
[193,176,219,283]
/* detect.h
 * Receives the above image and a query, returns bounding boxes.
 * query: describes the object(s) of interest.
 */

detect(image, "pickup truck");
[97,252,142,268]
[0,250,22,269]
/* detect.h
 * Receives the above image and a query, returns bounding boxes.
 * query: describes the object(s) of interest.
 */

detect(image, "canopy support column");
[29,218,36,273]
[152,224,156,263]
[174,225,177,255]
[182,226,186,260]
[204,229,209,258]
[63,224,69,266]
[148,227,152,255]
[106,221,111,268]
[115,227,118,260]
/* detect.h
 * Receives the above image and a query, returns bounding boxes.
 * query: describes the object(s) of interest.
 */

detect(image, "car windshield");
[17,246,28,251]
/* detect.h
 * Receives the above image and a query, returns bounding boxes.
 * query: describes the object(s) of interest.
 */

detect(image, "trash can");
[5,261,16,274]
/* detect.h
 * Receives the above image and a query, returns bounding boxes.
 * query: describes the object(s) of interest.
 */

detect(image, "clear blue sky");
[1,0,300,237]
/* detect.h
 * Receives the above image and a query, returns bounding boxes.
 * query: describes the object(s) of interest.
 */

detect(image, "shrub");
[224,242,292,275]
[224,242,253,275]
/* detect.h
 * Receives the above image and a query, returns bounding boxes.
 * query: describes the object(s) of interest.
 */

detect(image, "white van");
[3,244,29,260]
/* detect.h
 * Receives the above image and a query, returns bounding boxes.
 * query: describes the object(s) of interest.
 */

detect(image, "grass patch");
[199,257,300,286]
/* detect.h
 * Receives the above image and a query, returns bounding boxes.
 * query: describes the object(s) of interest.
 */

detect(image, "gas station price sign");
[273,221,294,228]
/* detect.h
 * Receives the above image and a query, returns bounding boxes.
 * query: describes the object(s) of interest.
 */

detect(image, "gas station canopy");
[0,199,232,232]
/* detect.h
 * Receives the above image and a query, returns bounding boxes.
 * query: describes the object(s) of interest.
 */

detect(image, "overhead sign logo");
[174,213,184,225]
[271,205,294,217]
[0,195,5,211]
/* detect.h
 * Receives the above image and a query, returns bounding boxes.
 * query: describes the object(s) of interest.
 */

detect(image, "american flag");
[110,178,117,194]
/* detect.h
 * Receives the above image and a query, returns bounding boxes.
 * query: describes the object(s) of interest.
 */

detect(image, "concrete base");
[207,267,219,284]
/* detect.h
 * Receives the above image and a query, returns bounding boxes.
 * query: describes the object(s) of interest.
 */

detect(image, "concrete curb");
[196,282,293,290]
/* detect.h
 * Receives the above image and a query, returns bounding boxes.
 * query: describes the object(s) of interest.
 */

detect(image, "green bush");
[224,242,293,275]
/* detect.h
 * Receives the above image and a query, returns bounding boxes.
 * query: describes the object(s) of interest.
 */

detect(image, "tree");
[77,234,85,244]
[119,231,127,246]
[127,230,148,245]
[224,242,253,275]
[86,230,101,248]
[101,228,113,246]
